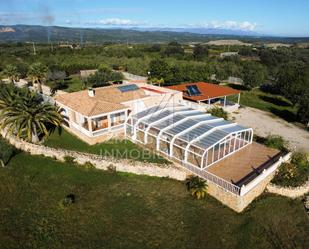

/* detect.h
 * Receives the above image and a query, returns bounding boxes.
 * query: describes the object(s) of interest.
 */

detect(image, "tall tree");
[2,65,20,84]
[297,89,309,126]
[0,86,63,143]
[0,84,25,109]
[27,63,48,93]
[48,70,68,95]
[163,41,184,57]
[275,61,308,105]
[193,44,209,60]
[87,65,123,87]
[242,62,267,88]
[148,59,172,82]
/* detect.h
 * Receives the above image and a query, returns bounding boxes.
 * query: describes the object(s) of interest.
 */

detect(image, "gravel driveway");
[231,107,309,152]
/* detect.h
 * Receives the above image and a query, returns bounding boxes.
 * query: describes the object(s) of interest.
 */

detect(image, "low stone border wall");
[3,130,298,212]
[1,131,188,181]
[267,180,309,198]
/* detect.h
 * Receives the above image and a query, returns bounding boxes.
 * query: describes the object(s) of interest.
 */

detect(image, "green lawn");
[44,129,169,164]
[0,153,308,249]
[45,75,84,93]
[227,85,298,122]
[64,75,84,92]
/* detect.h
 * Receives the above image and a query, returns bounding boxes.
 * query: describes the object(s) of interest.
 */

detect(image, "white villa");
[54,82,289,212]
[54,83,182,144]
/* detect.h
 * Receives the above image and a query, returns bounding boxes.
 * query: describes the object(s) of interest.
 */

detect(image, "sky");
[0,0,308,37]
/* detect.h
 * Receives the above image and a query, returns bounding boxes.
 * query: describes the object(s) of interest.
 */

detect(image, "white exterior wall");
[55,84,183,140]
[56,100,127,138]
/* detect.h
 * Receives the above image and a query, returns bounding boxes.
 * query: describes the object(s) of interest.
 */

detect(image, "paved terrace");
[207,142,281,187]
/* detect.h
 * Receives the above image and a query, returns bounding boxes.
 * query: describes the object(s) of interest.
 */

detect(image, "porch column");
[87,118,93,132]
[224,96,227,108]
[208,98,211,106]
[78,113,83,129]
[108,114,111,130]
[68,110,74,126]
[237,93,240,105]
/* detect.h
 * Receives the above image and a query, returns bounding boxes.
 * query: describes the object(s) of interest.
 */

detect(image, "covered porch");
[198,93,241,112]
[69,109,128,137]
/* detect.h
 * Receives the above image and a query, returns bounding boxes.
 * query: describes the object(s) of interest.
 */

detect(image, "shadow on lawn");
[269,107,298,123]
[226,83,249,91]
[259,95,292,107]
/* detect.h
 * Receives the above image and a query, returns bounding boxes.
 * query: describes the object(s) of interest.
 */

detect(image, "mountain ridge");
[0,24,308,44]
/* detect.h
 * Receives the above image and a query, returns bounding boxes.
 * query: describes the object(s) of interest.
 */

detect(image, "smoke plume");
[39,5,55,43]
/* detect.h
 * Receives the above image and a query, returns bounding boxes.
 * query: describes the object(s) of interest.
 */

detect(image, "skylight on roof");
[186,85,202,96]
[118,84,139,92]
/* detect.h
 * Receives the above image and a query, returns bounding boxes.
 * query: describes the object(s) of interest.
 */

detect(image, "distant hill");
[134,27,259,36]
[0,24,308,44]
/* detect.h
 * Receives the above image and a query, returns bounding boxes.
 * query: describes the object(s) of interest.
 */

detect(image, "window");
[93,116,108,131]
[110,112,126,126]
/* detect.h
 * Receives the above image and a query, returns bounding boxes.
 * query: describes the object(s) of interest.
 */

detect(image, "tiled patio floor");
[206,142,280,186]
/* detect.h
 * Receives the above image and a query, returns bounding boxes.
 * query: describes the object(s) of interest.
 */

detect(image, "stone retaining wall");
[206,166,278,212]
[267,180,309,198]
[1,131,188,181]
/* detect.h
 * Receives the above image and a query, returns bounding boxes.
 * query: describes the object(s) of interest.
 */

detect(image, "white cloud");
[197,20,257,31]
[87,18,144,26]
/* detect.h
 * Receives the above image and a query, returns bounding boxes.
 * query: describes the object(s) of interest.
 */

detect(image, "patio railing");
[181,161,241,195]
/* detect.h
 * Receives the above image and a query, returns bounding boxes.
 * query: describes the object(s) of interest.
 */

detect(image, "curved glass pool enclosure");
[126,104,253,169]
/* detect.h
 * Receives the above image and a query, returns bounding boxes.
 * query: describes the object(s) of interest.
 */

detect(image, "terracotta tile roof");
[165,82,240,102]
[55,84,147,116]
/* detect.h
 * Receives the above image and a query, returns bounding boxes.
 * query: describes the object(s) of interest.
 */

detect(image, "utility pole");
[32,42,36,55]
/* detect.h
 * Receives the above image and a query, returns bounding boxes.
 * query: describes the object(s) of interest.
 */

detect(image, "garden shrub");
[272,152,309,187]
[208,107,228,120]
[291,152,308,171]
[186,176,208,199]
[83,161,95,169]
[61,194,76,208]
[264,135,287,151]
[107,164,116,172]
[63,156,76,164]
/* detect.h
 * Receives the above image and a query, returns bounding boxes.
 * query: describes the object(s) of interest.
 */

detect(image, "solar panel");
[118,84,139,92]
[186,85,202,96]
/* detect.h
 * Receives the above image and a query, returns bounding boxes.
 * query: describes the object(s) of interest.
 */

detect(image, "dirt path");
[231,107,309,152]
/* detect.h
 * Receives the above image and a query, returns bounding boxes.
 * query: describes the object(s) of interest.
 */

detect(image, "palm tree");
[0,86,63,143]
[27,63,48,93]
[0,84,26,109]
[0,84,15,109]
[2,65,20,84]
[186,176,208,199]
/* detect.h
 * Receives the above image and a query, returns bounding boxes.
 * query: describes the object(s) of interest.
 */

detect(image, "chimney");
[88,88,95,97]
